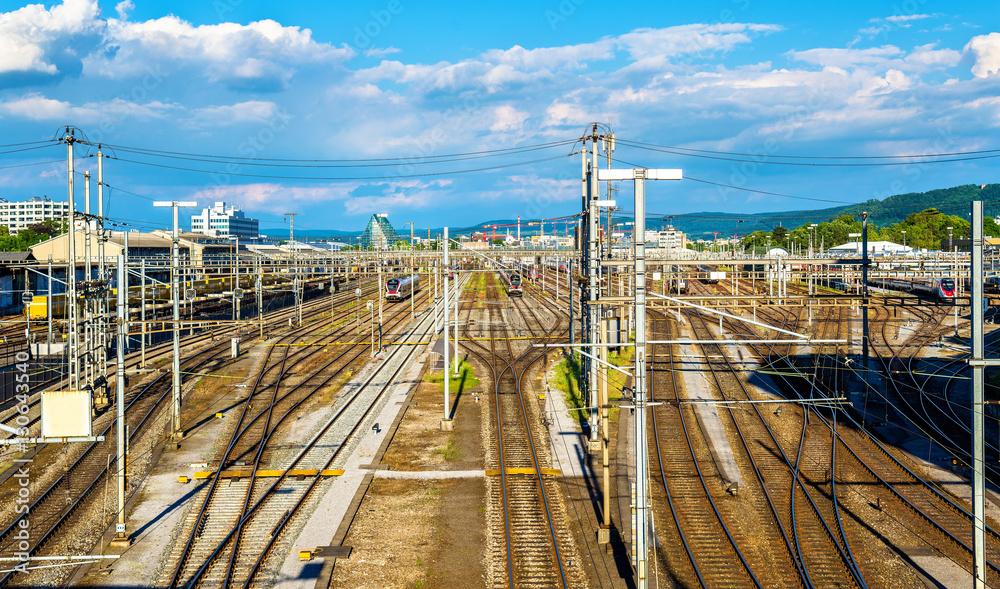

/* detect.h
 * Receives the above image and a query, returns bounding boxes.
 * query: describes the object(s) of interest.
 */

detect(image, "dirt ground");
[331,355,489,589]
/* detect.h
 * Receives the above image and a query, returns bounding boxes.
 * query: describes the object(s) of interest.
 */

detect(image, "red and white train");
[501,271,523,296]
[868,276,956,301]
[385,274,420,301]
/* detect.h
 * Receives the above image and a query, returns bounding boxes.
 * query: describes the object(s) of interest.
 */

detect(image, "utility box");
[606,317,621,348]
[231,338,240,358]
[41,390,93,438]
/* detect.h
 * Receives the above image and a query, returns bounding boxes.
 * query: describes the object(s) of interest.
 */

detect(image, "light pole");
[355,288,362,334]
[284,213,299,325]
[153,200,197,442]
[901,230,906,252]
[367,300,375,356]
[404,222,415,319]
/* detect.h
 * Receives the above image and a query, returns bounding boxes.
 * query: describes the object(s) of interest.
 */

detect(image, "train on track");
[500,271,523,296]
[385,274,419,301]
[663,264,686,294]
[868,276,956,302]
[697,265,726,284]
[24,275,339,320]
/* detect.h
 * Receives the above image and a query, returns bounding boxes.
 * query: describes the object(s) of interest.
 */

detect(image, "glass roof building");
[360,214,401,249]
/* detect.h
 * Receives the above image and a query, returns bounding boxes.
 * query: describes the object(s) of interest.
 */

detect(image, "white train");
[386,274,420,301]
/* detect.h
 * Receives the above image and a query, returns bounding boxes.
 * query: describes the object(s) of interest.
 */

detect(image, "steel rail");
[646,310,764,588]
[727,293,1000,584]
[171,285,435,587]
[459,273,568,588]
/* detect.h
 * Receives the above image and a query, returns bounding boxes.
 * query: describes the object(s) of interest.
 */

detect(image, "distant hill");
[274,183,1000,241]
[663,183,1000,239]
[260,228,358,240]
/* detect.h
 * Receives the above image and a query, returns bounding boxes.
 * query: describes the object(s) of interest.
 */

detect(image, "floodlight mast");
[153,201,198,441]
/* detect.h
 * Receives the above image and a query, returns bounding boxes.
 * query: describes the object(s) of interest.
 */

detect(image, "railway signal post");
[599,166,682,589]
[153,200,198,443]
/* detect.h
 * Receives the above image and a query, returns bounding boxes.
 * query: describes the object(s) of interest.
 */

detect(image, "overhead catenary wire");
[615,138,1000,166]
[92,138,579,166]
[106,152,576,181]
[616,138,1000,160]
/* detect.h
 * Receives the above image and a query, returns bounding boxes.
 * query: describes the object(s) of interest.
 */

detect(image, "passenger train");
[697,265,726,284]
[385,274,420,301]
[867,276,956,302]
[501,272,523,296]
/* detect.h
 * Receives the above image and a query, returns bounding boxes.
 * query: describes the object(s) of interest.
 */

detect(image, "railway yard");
[0,251,998,589]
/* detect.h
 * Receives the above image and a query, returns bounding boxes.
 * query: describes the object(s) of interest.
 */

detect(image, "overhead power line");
[615,138,1000,167]
[617,138,1000,160]
[93,138,579,166]
[107,153,576,181]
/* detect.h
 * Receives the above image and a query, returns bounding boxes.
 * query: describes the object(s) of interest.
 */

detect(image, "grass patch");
[434,438,462,461]
[549,352,584,411]
[424,359,479,397]
[606,345,635,418]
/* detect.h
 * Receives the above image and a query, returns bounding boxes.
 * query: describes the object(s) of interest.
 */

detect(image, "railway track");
[0,277,380,449]
[0,278,385,586]
[159,280,440,588]
[458,271,576,588]
[721,282,1000,585]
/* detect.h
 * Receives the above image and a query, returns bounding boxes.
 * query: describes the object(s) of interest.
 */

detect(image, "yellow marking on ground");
[274,336,561,347]
[193,469,344,479]
[484,468,562,476]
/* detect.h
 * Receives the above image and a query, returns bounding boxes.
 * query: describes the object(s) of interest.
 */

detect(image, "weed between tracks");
[434,438,462,461]
[550,351,583,411]
[424,359,478,396]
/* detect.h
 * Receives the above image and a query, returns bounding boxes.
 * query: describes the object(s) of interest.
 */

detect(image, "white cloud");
[91,16,354,89]
[191,183,343,208]
[905,43,962,69]
[966,32,1000,78]
[787,45,904,69]
[0,93,99,121]
[0,0,101,75]
[0,0,353,91]
[364,46,401,58]
[619,24,782,62]
[189,101,281,126]
[883,14,936,23]
[490,105,528,132]
[360,23,780,93]
[114,0,133,20]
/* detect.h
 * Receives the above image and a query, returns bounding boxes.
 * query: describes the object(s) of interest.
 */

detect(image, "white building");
[190,202,259,239]
[0,197,70,235]
[828,240,911,255]
[657,227,687,250]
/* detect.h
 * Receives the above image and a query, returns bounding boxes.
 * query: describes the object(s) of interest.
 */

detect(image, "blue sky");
[0,0,999,235]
